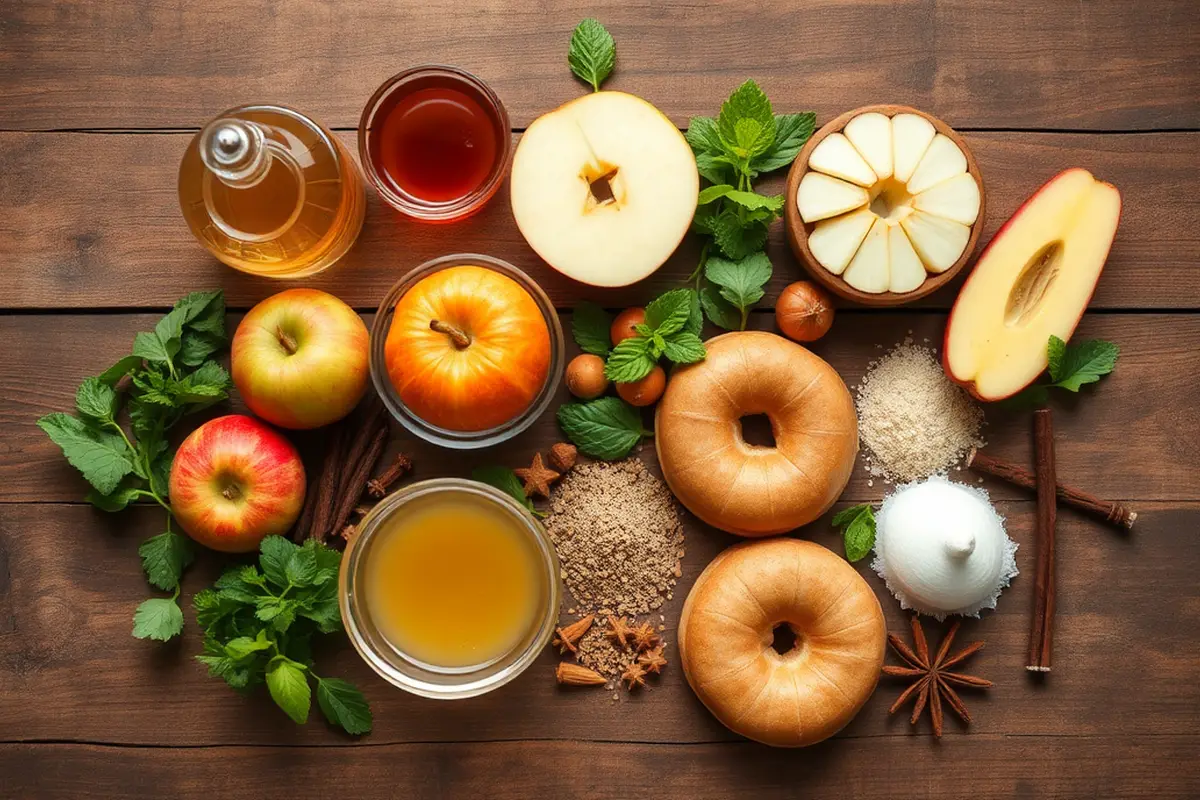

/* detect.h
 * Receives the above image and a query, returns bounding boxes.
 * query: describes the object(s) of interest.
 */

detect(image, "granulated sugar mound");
[855,338,985,483]
[545,458,685,617]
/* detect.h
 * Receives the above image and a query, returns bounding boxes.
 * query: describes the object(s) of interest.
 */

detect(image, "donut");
[678,538,886,747]
[655,331,858,536]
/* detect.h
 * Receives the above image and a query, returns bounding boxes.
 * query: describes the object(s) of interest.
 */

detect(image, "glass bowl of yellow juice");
[340,477,560,698]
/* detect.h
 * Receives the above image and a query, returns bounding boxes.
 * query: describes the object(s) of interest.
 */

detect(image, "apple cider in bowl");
[340,478,560,698]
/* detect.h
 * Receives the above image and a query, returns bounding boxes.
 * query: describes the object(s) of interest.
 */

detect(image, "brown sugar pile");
[855,338,985,484]
[545,458,685,617]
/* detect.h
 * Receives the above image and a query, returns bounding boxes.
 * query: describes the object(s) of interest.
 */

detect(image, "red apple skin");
[942,168,1122,401]
[232,289,369,430]
[169,415,306,553]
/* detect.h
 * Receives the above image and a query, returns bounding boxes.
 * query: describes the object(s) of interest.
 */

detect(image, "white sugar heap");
[855,338,984,483]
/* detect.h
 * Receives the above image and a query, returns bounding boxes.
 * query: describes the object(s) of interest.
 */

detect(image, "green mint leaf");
[76,377,119,423]
[706,252,773,314]
[154,310,186,363]
[604,337,657,383]
[751,112,816,173]
[699,285,742,331]
[132,331,171,364]
[644,288,695,336]
[831,503,871,528]
[298,591,343,634]
[172,361,232,408]
[176,290,226,337]
[567,18,615,92]
[686,116,724,155]
[132,597,184,641]
[633,323,654,337]
[259,535,298,589]
[194,588,243,631]
[37,412,135,495]
[224,630,273,660]
[316,677,373,736]
[266,657,311,725]
[723,190,784,212]
[255,595,298,632]
[1049,338,1119,392]
[178,332,224,368]
[304,538,342,586]
[572,301,614,356]
[215,564,267,604]
[697,184,735,205]
[1046,335,1067,382]
[710,211,770,260]
[733,118,773,159]
[557,397,647,460]
[138,530,194,592]
[716,80,775,157]
[98,355,143,385]
[683,288,704,336]
[695,153,737,185]
[472,466,543,518]
[649,333,666,359]
[87,478,142,513]
[285,543,319,587]
[662,332,706,365]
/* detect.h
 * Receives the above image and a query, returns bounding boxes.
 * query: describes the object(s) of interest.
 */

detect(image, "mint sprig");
[37,289,231,640]
[1011,335,1120,407]
[602,289,707,383]
[194,536,372,736]
[833,504,876,563]
[557,397,651,460]
[567,18,615,92]
[687,80,813,328]
[571,301,614,356]
[704,253,773,331]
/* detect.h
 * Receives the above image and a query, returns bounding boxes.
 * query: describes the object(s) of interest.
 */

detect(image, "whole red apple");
[232,288,369,430]
[169,415,306,553]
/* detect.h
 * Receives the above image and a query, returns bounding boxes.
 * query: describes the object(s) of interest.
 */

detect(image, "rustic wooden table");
[2,1,1199,797]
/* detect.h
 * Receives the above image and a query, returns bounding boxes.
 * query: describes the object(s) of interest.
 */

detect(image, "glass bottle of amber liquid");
[179,105,366,278]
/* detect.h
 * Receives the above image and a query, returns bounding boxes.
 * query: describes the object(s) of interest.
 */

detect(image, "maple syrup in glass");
[178,104,366,277]
[360,66,510,222]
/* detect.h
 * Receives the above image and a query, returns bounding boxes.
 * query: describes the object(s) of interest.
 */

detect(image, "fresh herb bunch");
[570,290,706,384]
[557,396,652,460]
[195,536,372,736]
[1013,335,1120,406]
[37,290,232,641]
[473,466,546,518]
[687,80,814,330]
[833,504,877,563]
[568,18,616,91]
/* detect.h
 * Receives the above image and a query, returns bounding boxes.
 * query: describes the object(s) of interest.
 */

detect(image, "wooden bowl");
[783,104,985,306]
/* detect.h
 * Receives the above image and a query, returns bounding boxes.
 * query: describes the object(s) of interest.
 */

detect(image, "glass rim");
[368,253,565,449]
[357,64,512,222]
[339,477,561,699]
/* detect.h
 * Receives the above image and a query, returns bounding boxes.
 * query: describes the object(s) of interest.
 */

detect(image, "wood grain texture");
[1,499,1197,746]
[4,312,1197,505]
[3,736,1198,799]
[1,131,1198,310]
[1,0,1198,131]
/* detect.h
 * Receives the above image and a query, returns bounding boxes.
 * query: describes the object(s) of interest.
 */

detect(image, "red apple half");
[232,288,369,430]
[944,168,1121,400]
[169,415,306,553]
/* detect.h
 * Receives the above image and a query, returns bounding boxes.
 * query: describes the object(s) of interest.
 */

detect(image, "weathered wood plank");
[2,735,1198,800]
[1,500,1196,745]
[1,0,1198,131]
[3,312,1195,505]
[2,131,1197,310]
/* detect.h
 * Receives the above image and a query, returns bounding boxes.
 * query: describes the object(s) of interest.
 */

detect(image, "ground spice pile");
[855,338,985,483]
[545,458,685,617]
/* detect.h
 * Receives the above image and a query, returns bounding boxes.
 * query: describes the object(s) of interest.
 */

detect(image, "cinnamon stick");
[308,423,349,543]
[1028,409,1057,673]
[328,423,388,539]
[335,397,387,501]
[967,450,1136,531]
[291,466,321,543]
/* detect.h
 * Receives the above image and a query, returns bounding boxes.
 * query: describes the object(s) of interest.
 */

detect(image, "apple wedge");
[842,218,890,293]
[900,210,971,273]
[944,168,1121,400]
[808,206,875,275]
[808,133,877,187]
[797,172,870,223]
[509,91,698,287]
[912,172,981,226]
[906,134,967,194]
[887,225,926,293]
[843,112,892,180]
[891,113,936,183]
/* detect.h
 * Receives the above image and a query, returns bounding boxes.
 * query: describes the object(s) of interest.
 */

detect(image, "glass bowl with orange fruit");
[369,253,565,448]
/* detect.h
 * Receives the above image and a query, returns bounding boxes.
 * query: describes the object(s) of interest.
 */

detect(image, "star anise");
[605,615,634,649]
[882,615,993,738]
[631,621,660,652]
[621,660,648,689]
[637,646,668,675]
[514,452,560,498]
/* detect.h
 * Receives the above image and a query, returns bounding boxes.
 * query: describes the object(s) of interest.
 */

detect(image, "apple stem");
[429,320,472,350]
[275,326,299,356]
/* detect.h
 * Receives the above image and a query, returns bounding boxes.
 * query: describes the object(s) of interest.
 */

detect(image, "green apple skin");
[232,289,369,429]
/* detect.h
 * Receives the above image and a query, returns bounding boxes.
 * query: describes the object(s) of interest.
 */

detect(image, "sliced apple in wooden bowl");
[944,168,1121,401]
[784,105,985,305]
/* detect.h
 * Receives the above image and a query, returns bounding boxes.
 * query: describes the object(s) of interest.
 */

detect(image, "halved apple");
[792,107,981,295]
[509,91,698,287]
[944,168,1121,400]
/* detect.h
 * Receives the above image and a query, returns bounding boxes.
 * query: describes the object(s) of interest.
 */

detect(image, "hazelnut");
[566,354,609,399]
